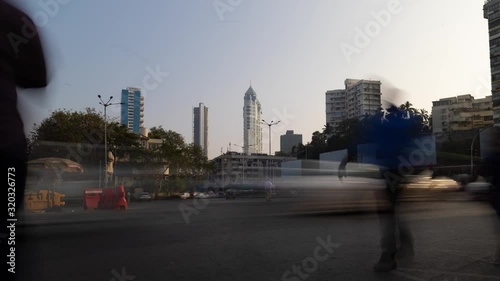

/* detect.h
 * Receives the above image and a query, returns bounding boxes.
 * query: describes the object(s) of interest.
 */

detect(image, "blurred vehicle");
[207,191,216,198]
[194,192,209,199]
[465,177,493,200]
[179,192,191,199]
[132,188,144,201]
[225,189,236,199]
[137,192,152,202]
[217,192,226,198]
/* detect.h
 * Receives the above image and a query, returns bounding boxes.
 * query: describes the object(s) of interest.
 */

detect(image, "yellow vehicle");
[24,190,65,212]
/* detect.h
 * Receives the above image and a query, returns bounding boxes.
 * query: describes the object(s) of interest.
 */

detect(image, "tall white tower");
[193,103,208,157]
[243,86,262,155]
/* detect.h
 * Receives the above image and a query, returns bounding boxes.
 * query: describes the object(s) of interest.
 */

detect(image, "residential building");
[325,79,382,132]
[325,89,347,132]
[243,86,262,155]
[120,87,144,133]
[193,103,209,157]
[280,130,303,154]
[484,0,500,123]
[432,94,494,133]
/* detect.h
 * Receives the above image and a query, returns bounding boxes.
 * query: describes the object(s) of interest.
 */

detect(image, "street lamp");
[470,119,500,176]
[262,120,280,180]
[261,119,281,156]
[98,95,123,188]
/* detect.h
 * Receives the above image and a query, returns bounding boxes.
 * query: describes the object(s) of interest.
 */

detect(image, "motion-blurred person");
[341,105,417,271]
[372,105,416,272]
[1,1,48,279]
[478,127,500,265]
[265,178,273,202]
[0,0,47,209]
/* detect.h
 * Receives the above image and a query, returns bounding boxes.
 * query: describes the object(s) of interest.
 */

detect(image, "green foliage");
[28,108,140,165]
[302,101,431,159]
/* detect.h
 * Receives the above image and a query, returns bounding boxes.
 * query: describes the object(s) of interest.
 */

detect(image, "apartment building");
[432,94,493,133]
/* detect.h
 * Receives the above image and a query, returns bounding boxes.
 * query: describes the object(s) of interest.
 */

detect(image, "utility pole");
[98,95,123,188]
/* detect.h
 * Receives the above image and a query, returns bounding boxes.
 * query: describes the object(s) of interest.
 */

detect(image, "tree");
[399,101,416,115]
[29,108,140,165]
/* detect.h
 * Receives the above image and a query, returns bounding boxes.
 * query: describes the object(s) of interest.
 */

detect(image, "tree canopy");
[301,102,432,159]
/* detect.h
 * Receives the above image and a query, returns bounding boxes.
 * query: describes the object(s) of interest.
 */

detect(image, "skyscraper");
[193,103,208,157]
[484,0,500,123]
[120,87,144,133]
[243,86,262,155]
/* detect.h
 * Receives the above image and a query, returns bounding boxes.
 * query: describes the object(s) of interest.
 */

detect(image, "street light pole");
[470,119,500,176]
[98,95,123,188]
[261,120,280,156]
[262,120,280,179]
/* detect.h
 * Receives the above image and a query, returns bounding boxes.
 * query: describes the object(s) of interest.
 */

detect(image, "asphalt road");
[14,194,500,281]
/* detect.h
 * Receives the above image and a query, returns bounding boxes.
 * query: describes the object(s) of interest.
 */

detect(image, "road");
[14,193,500,281]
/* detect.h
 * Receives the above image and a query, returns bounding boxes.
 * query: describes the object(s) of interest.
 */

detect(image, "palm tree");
[322,124,334,138]
[399,101,417,118]
[418,108,429,124]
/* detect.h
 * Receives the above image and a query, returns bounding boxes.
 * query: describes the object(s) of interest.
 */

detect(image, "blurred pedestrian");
[265,178,273,202]
[372,105,416,272]
[338,155,348,181]
[0,0,47,209]
[478,127,500,265]
[1,1,48,279]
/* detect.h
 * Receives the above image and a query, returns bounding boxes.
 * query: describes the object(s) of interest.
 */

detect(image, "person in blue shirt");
[372,105,416,272]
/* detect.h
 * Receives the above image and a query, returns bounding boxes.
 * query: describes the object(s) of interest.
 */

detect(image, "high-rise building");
[484,0,500,123]
[120,87,144,133]
[432,94,493,133]
[193,103,209,157]
[243,86,262,155]
[325,89,347,132]
[325,79,382,132]
[280,130,303,154]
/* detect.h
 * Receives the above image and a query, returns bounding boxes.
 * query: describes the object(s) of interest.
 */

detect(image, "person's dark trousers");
[375,169,414,270]
[492,190,500,262]
[1,142,27,280]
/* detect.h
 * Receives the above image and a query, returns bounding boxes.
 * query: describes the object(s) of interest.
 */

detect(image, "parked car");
[138,192,152,202]
[217,192,226,198]
[194,192,209,199]
[179,192,191,200]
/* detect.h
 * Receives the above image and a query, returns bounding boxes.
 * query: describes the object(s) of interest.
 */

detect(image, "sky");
[14,0,492,159]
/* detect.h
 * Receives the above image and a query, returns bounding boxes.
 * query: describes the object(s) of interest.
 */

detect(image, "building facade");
[211,152,295,186]
[432,94,493,133]
[120,87,144,133]
[325,89,347,132]
[280,130,303,154]
[193,103,209,157]
[484,0,500,123]
[243,86,262,155]
[325,79,382,132]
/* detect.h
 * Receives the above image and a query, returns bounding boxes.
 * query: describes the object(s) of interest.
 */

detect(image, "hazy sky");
[15,0,491,159]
